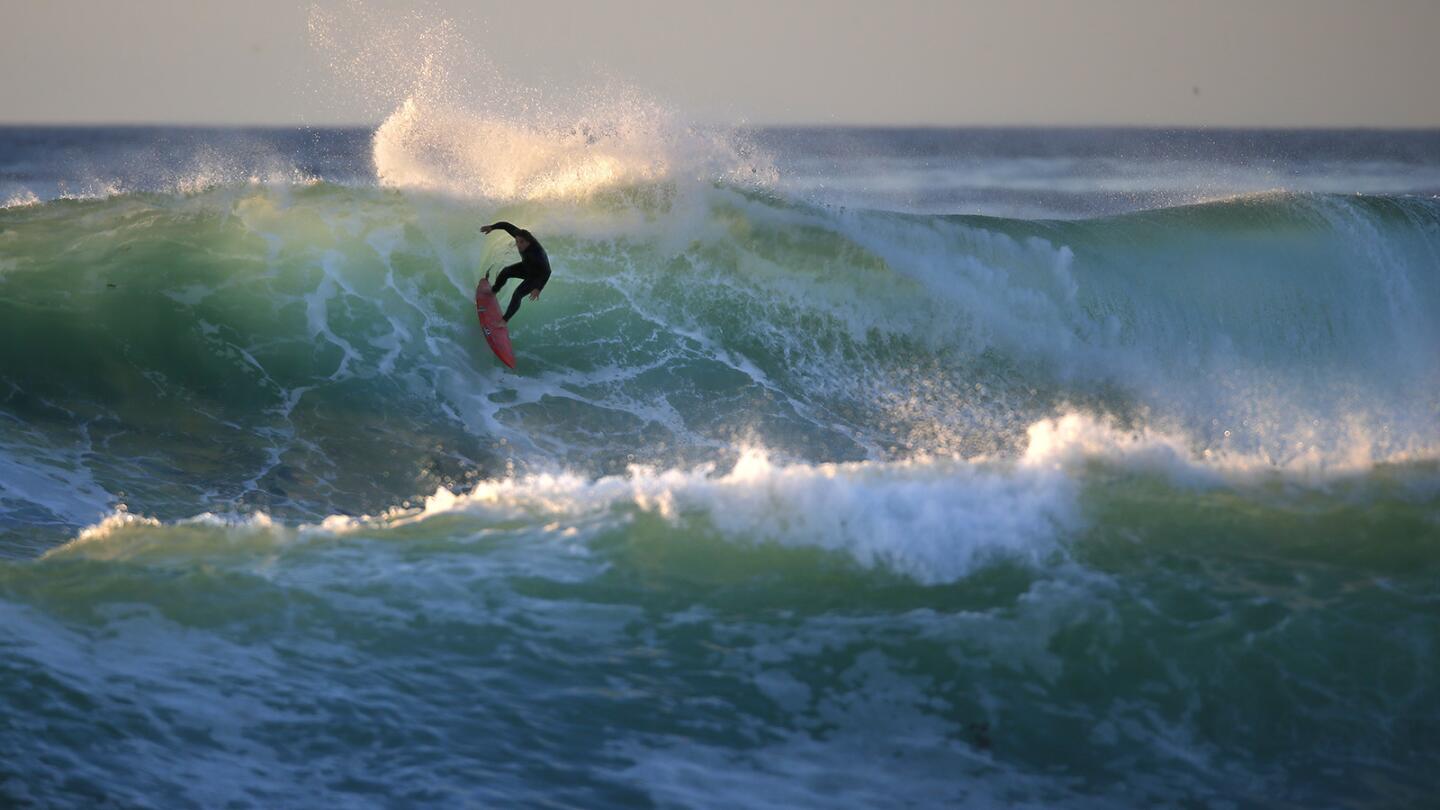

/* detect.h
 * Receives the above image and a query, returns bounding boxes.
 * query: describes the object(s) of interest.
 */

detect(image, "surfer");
[481,221,551,323]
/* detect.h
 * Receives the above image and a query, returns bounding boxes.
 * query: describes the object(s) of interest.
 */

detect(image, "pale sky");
[3,0,1439,127]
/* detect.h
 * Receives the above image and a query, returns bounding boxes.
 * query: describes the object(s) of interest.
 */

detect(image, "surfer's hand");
[480,225,493,234]
[529,290,541,301]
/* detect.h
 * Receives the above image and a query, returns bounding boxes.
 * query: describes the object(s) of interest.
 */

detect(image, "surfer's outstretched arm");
[481,221,522,238]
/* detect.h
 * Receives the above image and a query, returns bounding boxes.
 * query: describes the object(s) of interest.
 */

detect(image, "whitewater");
[2,67,1439,809]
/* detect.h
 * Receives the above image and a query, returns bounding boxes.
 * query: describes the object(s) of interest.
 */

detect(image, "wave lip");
[41,414,1440,588]
[53,410,1438,581]
[42,446,1079,584]
[413,448,1080,583]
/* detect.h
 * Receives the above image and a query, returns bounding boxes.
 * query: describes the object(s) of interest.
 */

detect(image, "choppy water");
[1,120,1438,808]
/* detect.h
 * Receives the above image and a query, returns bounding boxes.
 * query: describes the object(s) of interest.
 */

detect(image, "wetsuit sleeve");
[485,222,522,238]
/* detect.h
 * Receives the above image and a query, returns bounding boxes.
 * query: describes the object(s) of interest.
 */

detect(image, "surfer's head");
[514,234,531,252]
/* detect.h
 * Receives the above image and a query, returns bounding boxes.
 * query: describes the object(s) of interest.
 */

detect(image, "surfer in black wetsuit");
[481,221,552,323]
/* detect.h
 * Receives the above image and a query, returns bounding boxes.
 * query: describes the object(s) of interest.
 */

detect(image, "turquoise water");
[1,137,1439,806]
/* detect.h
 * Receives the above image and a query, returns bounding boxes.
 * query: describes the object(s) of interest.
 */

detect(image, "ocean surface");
[1,121,1438,808]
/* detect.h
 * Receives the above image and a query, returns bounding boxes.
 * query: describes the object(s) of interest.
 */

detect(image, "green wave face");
[3,184,1437,540]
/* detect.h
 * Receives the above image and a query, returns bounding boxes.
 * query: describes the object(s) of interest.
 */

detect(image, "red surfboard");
[475,280,516,368]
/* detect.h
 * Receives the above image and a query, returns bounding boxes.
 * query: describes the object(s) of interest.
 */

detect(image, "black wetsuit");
[485,222,552,322]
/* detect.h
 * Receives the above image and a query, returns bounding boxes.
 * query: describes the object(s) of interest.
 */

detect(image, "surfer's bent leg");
[491,263,524,293]
[504,279,539,322]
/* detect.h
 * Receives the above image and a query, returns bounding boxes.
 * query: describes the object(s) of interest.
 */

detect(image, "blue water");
[1,123,1438,808]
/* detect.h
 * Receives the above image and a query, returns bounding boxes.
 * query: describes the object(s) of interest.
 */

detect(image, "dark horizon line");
[1,121,1439,134]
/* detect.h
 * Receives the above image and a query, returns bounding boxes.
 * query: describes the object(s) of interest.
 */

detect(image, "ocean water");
[1,119,1438,809]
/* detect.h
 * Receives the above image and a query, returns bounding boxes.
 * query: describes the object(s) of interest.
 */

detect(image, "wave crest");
[371,93,774,201]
